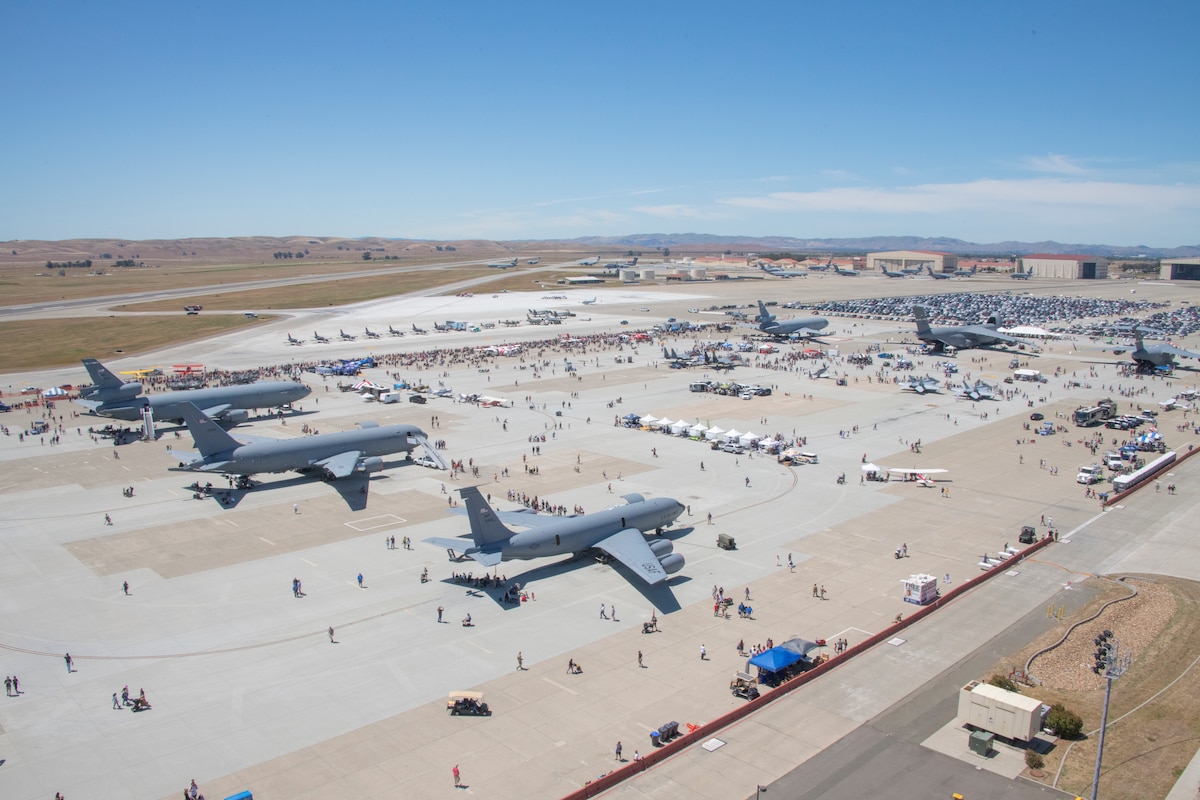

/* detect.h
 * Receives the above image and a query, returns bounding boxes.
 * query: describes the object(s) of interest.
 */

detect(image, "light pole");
[1089,630,1133,800]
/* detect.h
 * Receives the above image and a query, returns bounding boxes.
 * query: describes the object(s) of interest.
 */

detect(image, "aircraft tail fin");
[458,486,517,547]
[756,300,775,324]
[986,311,1000,326]
[177,403,240,457]
[913,306,932,337]
[82,358,123,389]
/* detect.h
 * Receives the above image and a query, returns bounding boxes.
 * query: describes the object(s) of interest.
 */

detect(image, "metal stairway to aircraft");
[412,434,450,470]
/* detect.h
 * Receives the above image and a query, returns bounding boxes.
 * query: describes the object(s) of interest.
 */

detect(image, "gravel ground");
[1028,578,1175,692]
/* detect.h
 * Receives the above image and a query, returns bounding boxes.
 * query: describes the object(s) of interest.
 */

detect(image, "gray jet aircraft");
[901,374,942,394]
[926,266,952,280]
[1110,330,1200,372]
[425,487,686,585]
[752,301,829,338]
[167,403,428,480]
[913,306,1028,352]
[78,359,310,425]
[955,379,997,400]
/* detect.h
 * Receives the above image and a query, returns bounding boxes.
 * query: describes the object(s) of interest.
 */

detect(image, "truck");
[1076,464,1105,485]
[1074,398,1117,427]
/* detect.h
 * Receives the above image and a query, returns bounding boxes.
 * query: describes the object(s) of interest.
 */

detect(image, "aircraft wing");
[963,326,1026,347]
[595,528,669,585]
[313,450,364,479]
[1161,345,1200,359]
[199,403,233,418]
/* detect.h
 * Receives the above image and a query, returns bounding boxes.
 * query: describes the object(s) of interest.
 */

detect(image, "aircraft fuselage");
[499,498,684,561]
[182,424,422,476]
[88,382,310,423]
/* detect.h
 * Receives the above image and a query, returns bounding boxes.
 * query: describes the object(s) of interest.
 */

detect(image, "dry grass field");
[988,575,1200,800]
[114,267,497,311]
[0,315,265,372]
[0,236,580,306]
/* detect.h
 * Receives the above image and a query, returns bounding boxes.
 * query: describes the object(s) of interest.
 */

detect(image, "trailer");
[958,681,1046,742]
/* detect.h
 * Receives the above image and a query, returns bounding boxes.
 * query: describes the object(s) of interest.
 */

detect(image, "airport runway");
[1,273,1198,799]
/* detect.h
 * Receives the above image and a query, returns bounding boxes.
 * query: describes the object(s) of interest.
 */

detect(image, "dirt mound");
[1029,578,1175,692]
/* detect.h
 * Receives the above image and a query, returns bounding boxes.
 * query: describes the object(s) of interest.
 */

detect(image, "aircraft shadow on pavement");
[453,550,684,614]
[184,472,381,511]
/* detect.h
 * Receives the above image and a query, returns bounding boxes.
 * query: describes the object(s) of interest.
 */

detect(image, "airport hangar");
[866,250,958,274]
[1160,257,1200,280]
[1017,253,1110,279]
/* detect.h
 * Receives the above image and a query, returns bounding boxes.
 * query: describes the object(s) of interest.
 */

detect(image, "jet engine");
[357,457,384,474]
[649,539,674,557]
[657,553,685,574]
[222,410,249,425]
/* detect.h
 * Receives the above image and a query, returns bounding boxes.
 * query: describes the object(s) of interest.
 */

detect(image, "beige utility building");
[1018,254,1109,279]
[867,250,958,275]
[1160,258,1200,281]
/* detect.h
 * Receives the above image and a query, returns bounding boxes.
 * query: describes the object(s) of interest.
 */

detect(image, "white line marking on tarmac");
[466,640,492,655]
[301,558,317,567]
[542,678,577,695]
[259,537,275,546]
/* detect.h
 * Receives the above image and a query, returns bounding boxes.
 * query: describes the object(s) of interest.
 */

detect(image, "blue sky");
[3,1,1197,246]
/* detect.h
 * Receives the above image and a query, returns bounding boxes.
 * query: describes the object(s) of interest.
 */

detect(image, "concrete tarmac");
[1,273,1198,799]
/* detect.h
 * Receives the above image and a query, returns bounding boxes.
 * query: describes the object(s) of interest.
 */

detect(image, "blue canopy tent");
[748,646,803,673]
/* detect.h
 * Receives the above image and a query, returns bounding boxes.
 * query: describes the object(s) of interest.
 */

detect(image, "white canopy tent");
[739,430,761,447]
[639,415,659,426]
[705,426,726,440]
[724,428,744,442]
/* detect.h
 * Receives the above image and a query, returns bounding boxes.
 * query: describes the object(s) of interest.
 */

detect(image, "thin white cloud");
[634,204,724,220]
[1018,153,1089,175]
[718,178,1200,215]
[820,169,856,181]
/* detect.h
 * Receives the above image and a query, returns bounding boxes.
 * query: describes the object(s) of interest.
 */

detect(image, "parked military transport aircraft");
[576,255,601,266]
[752,301,829,338]
[425,487,686,586]
[1110,330,1200,372]
[926,267,952,280]
[168,403,428,480]
[78,359,310,425]
[913,306,1027,352]
[953,265,978,278]
[1011,269,1034,280]
[487,258,518,268]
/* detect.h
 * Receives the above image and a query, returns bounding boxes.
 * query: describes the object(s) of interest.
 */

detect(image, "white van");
[1076,464,1104,484]
[379,391,402,404]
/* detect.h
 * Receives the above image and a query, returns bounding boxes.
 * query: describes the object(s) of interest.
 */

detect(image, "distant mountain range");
[550,233,1199,259]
